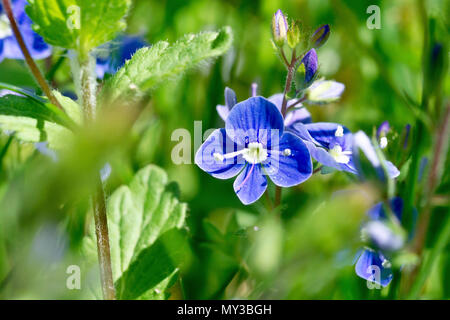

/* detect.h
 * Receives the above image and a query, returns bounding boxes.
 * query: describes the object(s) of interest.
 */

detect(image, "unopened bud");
[272,9,288,46]
[311,24,330,48]
[287,21,301,48]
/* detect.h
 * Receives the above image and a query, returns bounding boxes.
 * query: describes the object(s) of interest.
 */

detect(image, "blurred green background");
[0,0,448,299]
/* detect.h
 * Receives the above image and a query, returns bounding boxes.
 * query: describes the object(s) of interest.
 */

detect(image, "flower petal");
[195,128,244,179]
[302,122,352,149]
[284,107,312,127]
[224,87,237,109]
[0,40,4,62]
[216,104,230,121]
[264,132,312,187]
[355,249,393,287]
[233,164,267,205]
[226,96,284,146]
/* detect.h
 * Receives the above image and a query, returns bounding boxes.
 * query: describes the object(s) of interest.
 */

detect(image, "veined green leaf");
[83,165,188,300]
[101,27,233,103]
[26,0,131,54]
[0,93,80,150]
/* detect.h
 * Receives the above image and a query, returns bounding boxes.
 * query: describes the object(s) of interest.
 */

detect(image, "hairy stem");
[73,53,116,300]
[1,0,62,110]
[93,180,116,300]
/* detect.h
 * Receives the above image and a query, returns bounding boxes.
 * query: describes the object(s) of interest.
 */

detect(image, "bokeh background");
[0,0,448,299]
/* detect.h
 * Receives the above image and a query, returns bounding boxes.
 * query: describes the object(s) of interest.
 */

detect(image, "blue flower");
[354,197,406,287]
[96,35,148,79]
[364,197,405,252]
[0,0,51,63]
[355,248,393,287]
[196,96,312,205]
[291,122,357,174]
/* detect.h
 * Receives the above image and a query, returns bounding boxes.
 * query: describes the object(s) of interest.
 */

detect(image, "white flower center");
[0,14,12,39]
[328,145,352,164]
[242,142,268,164]
[213,142,270,165]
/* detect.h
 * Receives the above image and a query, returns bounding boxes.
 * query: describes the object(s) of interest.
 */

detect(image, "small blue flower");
[0,0,51,63]
[196,96,312,205]
[355,248,393,287]
[291,122,357,174]
[96,35,148,79]
[354,197,406,287]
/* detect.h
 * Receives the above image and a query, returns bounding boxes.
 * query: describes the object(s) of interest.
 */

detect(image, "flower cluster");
[0,0,51,62]
[196,10,401,205]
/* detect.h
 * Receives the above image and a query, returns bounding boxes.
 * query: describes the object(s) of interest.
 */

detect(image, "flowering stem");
[1,0,62,110]
[274,50,297,208]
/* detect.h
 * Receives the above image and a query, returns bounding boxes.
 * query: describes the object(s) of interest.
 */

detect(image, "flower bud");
[310,24,330,48]
[301,49,318,85]
[272,9,288,46]
[287,21,301,48]
[306,79,344,104]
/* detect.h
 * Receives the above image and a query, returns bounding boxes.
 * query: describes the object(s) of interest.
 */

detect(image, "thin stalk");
[74,53,116,300]
[407,213,450,299]
[93,180,116,300]
[413,105,450,255]
[1,0,62,110]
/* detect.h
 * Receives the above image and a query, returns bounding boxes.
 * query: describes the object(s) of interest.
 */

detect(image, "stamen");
[251,83,258,97]
[380,137,388,149]
[236,163,256,191]
[282,148,291,156]
[213,149,247,162]
[329,145,352,164]
[335,125,344,137]
[0,14,13,39]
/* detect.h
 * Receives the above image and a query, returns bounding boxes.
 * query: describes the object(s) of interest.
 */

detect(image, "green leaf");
[101,27,233,103]
[26,0,131,54]
[0,93,78,149]
[83,165,187,300]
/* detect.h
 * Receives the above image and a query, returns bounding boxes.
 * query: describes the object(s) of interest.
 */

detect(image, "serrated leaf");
[0,94,78,150]
[26,0,131,54]
[101,27,233,103]
[84,165,187,300]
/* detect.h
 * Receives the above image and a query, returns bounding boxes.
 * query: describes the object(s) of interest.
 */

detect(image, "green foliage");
[83,165,188,300]
[101,27,233,103]
[0,91,79,149]
[26,0,131,55]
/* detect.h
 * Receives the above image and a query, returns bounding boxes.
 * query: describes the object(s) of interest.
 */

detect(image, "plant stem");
[75,53,116,300]
[93,180,116,300]
[274,50,297,208]
[413,105,450,255]
[1,0,62,110]
[407,213,450,299]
